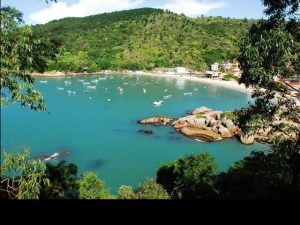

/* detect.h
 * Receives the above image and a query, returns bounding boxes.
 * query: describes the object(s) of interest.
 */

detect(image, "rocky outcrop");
[218,126,233,138]
[240,134,255,145]
[172,107,239,142]
[179,127,222,142]
[32,71,66,77]
[138,106,272,145]
[138,117,173,126]
[191,107,213,115]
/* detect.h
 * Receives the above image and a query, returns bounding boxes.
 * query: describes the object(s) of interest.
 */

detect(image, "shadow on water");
[85,159,107,171]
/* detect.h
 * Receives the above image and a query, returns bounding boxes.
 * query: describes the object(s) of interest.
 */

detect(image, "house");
[211,63,219,71]
[83,66,89,73]
[231,68,242,77]
[221,61,232,70]
[229,58,242,77]
[174,67,187,74]
[205,71,221,78]
[232,58,240,69]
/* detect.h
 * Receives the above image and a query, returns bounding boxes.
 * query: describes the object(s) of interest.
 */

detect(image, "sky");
[2,0,265,25]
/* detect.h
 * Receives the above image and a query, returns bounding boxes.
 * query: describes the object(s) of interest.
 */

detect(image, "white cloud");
[29,0,144,24]
[162,0,227,17]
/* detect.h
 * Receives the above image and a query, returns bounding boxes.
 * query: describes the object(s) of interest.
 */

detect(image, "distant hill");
[33,8,256,72]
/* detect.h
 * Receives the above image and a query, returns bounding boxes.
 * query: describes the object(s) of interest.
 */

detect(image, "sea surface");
[1,74,271,193]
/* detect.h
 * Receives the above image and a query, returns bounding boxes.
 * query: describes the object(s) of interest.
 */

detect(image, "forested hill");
[33,8,256,72]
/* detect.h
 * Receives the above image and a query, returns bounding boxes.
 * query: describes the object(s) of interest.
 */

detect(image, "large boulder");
[224,119,238,135]
[215,111,223,120]
[179,127,222,142]
[255,127,271,142]
[139,117,172,126]
[225,119,235,128]
[206,111,218,120]
[173,120,189,130]
[192,107,213,115]
[208,118,218,127]
[240,134,255,145]
[219,126,233,138]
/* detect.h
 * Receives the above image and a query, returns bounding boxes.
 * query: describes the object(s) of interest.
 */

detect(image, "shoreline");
[31,71,253,94]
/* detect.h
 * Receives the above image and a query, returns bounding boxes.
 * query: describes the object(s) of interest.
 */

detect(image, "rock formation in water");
[137,106,277,145]
[138,117,173,126]
[172,107,239,142]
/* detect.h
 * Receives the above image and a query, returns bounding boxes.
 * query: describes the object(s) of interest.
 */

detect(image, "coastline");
[31,71,253,94]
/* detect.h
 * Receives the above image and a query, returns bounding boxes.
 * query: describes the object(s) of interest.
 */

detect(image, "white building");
[211,63,219,71]
[222,62,232,70]
[174,67,187,74]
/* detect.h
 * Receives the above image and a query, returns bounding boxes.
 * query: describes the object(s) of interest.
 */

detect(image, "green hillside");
[33,8,256,72]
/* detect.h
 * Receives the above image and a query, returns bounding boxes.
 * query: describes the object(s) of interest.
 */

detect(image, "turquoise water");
[1,74,271,193]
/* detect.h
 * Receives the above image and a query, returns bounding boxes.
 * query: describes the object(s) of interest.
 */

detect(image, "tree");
[0,148,49,199]
[237,0,300,186]
[135,179,170,199]
[0,6,58,110]
[215,150,300,199]
[40,161,79,199]
[118,185,136,199]
[78,172,112,199]
[157,152,218,199]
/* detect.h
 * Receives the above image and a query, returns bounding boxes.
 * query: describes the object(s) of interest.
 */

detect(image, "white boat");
[39,81,47,84]
[87,86,96,89]
[67,90,76,95]
[64,81,72,85]
[91,79,98,84]
[164,89,168,92]
[195,139,206,143]
[143,88,147,93]
[83,82,91,85]
[163,95,172,100]
[57,87,64,90]
[184,92,193,96]
[117,87,124,92]
[107,99,112,102]
[153,100,163,106]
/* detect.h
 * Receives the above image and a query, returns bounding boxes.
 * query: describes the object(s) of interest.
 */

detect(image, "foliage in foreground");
[1,147,299,200]
[157,152,217,199]
[1,6,59,110]
[236,0,300,187]
[78,172,112,199]
[0,148,49,199]
[157,150,300,199]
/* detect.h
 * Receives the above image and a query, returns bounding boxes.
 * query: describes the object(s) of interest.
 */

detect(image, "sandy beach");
[32,70,253,94]
[132,71,253,94]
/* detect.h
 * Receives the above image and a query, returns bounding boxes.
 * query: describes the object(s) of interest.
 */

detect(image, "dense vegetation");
[236,0,300,188]
[33,8,256,72]
[1,149,299,199]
